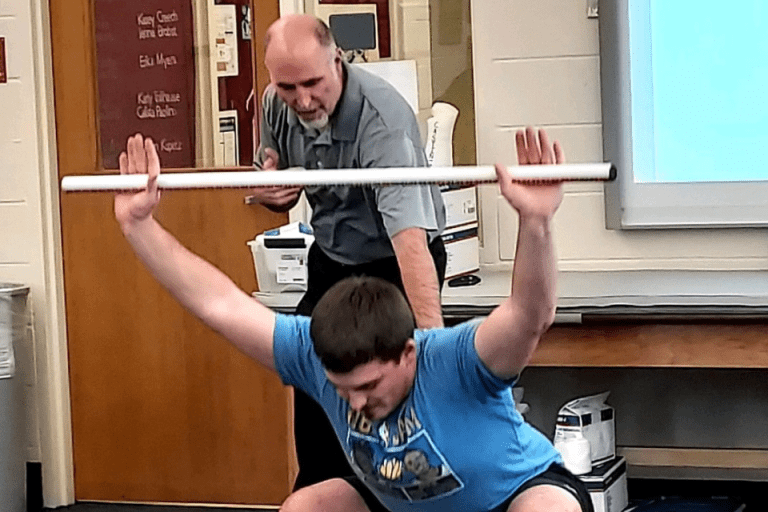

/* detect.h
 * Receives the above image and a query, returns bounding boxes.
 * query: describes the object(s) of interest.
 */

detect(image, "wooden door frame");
[28,0,76,506]
[38,0,302,506]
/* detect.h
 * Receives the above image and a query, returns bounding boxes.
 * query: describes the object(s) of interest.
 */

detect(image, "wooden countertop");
[532,321,768,368]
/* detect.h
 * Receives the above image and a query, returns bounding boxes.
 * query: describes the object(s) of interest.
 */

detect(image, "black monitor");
[329,13,377,51]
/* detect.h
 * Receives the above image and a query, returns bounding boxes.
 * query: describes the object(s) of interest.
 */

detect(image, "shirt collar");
[330,61,363,142]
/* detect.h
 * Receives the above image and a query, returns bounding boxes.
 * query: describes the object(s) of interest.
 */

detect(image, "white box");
[579,456,628,512]
[555,391,616,465]
[441,185,477,228]
[442,223,479,279]
[247,222,314,293]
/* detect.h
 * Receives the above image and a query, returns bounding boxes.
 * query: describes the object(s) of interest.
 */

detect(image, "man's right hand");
[248,147,303,209]
[115,134,162,229]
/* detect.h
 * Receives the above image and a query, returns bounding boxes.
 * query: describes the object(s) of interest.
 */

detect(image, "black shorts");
[344,462,594,512]
[497,462,594,512]
[343,475,390,512]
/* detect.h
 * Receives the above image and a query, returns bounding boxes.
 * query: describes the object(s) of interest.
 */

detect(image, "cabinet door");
[52,0,295,504]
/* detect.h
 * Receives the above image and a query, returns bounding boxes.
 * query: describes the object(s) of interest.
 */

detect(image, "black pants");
[292,237,446,496]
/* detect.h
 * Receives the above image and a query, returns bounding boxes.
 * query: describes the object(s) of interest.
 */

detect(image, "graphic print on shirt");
[346,405,463,502]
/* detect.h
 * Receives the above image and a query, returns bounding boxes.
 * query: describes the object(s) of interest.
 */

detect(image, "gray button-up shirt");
[256,62,446,265]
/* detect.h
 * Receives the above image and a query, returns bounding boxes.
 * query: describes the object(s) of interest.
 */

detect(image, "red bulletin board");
[319,0,390,58]
[0,38,6,84]
[94,0,196,168]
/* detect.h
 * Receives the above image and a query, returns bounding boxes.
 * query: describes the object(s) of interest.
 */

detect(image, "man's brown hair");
[310,276,415,374]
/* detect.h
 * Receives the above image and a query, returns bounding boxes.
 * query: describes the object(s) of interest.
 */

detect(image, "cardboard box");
[555,391,616,465]
[580,456,628,512]
[441,223,479,279]
[441,185,477,228]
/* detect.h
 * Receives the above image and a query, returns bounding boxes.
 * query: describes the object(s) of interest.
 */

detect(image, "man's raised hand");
[114,134,162,226]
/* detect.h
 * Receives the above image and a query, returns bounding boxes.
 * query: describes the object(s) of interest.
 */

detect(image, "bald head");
[263,15,344,129]
[265,14,336,55]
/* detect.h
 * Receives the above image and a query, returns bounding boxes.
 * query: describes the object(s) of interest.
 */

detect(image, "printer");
[248,222,314,293]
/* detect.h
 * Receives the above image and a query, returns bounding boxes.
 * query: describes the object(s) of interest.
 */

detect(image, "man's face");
[325,341,417,421]
[265,40,344,128]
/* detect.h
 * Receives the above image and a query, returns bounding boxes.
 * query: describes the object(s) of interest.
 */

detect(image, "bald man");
[246,15,447,509]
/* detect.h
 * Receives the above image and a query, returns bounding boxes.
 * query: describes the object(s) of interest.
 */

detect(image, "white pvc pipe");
[60,163,616,192]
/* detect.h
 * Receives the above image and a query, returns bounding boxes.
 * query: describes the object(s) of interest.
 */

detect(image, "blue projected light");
[629,0,768,183]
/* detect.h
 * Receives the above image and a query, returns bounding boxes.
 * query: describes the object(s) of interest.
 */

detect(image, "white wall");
[471,0,768,275]
[0,0,73,506]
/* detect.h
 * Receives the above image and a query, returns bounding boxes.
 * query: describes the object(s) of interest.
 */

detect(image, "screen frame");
[328,12,377,51]
[600,0,768,229]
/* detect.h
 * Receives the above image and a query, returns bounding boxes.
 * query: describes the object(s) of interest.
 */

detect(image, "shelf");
[620,447,768,481]
[531,322,768,368]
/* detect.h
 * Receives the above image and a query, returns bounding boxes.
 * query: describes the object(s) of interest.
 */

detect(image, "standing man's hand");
[247,147,303,210]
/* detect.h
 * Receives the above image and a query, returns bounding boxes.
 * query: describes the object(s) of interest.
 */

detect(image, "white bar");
[60,163,615,192]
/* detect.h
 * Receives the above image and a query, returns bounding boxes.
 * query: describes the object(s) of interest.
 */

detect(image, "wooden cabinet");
[528,320,768,481]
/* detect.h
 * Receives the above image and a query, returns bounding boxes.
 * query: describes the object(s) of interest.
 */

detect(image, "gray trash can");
[0,283,29,512]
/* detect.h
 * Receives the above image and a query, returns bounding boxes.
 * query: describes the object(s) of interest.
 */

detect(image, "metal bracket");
[587,0,599,18]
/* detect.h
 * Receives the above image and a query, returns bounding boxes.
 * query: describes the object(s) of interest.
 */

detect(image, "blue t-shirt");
[273,314,561,512]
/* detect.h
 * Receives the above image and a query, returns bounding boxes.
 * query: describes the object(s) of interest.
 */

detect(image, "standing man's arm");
[116,134,278,370]
[475,127,565,380]
[390,227,443,328]
[365,124,445,329]
[247,87,303,212]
